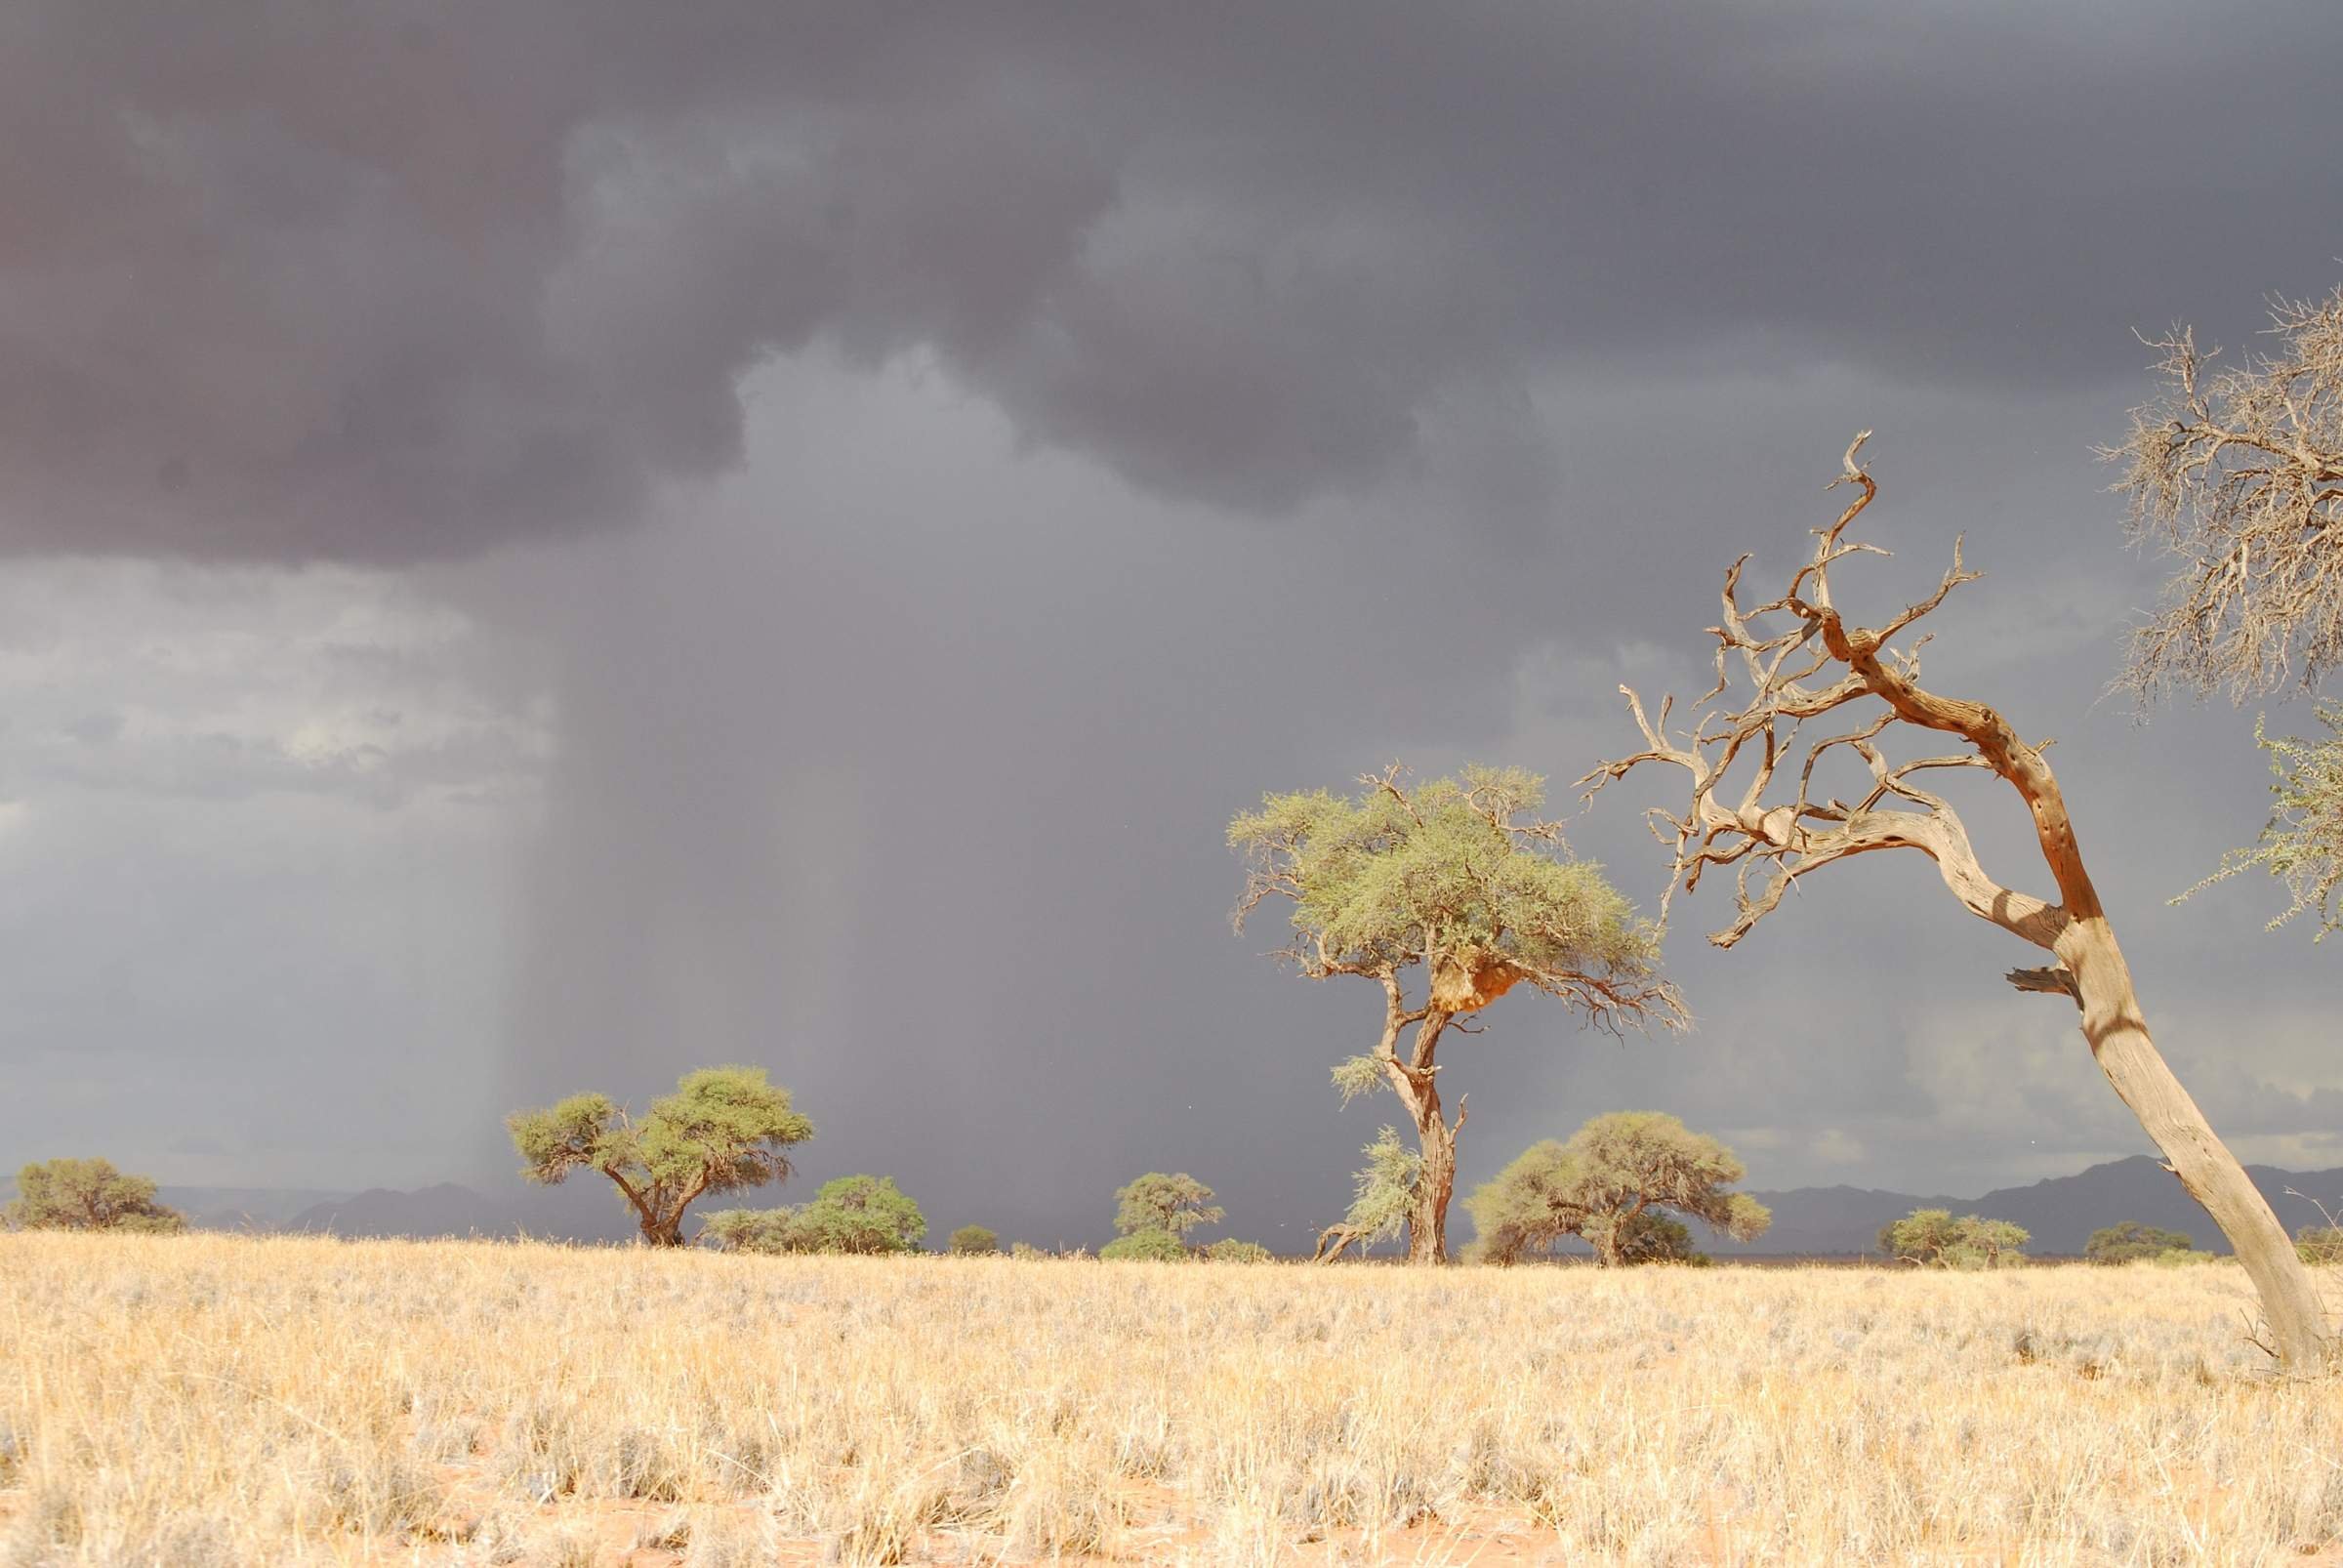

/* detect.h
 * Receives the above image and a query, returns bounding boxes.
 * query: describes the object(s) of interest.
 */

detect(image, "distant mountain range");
[1721,1156,2343,1258]
[155,1186,353,1231]
[120,1154,2343,1256]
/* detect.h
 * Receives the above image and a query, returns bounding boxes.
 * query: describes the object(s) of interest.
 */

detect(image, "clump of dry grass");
[0,1233,2335,1565]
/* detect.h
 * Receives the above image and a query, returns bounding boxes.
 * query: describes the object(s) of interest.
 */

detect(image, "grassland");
[1,1234,2337,1566]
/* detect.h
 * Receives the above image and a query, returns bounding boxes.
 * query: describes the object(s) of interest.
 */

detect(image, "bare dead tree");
[2110,285,2343,702]
[1583,433,2333,1374]
[2109,286,2343,936]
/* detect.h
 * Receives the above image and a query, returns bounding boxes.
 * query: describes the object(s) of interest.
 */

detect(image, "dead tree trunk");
[1313,1223,1365,1262]
[2054,918,2327,1367]
[1585,433,2332,1373]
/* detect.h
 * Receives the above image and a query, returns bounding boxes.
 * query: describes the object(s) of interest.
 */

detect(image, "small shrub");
[700,1176,926,1256]
[2084,1222,2194,1263]
[1200,1238,1271,1263]
[786,1175,927,1255]
[699,1208,796,1253]
[1008,1241,1048,1259]
[2298,1224,2343,1265]
[2146,1249,2219,1267]
[1099,1228,1187,1261]
[947,1225,1000,1256]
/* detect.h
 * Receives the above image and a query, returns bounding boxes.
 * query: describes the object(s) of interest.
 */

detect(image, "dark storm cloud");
[11,2,2343,561]
[15,4,2343,1237]
[468,351,2340,1244]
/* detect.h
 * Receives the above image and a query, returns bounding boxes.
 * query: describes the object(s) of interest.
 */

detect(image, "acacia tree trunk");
[1381,1006,1465,1264]
[1409,1104,1458,1264]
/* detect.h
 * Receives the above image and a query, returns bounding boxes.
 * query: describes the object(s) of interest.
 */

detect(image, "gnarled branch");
[1581,434,2076,969]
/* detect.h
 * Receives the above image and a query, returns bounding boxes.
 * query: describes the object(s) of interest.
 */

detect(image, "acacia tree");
[1584,434,2332,1371]
[5,1158,184,1234]
[1548,1112,1770,1266]
[1112,1173,1222,1242]
[508,1065,813,1247]
[1879,1210,2029,1269]
[1462,1113,1768,1265]
[1231,766,1681,1263]
[1462,1139,1588,1264]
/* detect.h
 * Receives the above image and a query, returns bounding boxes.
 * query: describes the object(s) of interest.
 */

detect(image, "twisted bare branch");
[1581,435,2075,965]
[2110,288,2343,700]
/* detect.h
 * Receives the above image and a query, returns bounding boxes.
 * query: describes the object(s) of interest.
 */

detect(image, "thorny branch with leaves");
[2176,706,2343,940]
[1580,433,2077,990]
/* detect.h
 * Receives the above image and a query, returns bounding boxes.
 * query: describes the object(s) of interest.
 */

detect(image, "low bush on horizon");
[700,1174,926,1256]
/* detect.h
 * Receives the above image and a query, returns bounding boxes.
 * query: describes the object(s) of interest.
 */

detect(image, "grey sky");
[2,3,2337,1246]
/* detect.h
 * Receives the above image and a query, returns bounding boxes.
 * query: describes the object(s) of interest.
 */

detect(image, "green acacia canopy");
[1561,1111,1771,1247]
[1113,1173,1222,1239]
[5,1158,185,1234]
[1465,1113,1769,1265]
[508,1065,814,1246]
[1229,765,1674,1023]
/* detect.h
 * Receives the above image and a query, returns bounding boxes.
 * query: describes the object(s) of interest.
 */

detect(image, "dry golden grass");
[0,1233,2337,1566]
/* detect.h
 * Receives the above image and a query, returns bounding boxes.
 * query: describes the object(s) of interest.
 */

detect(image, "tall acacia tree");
[2110,286,2343,935]
[508,1065,813,1247]
[1230,765,1682,1263]
[1585,435,2332,1371]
